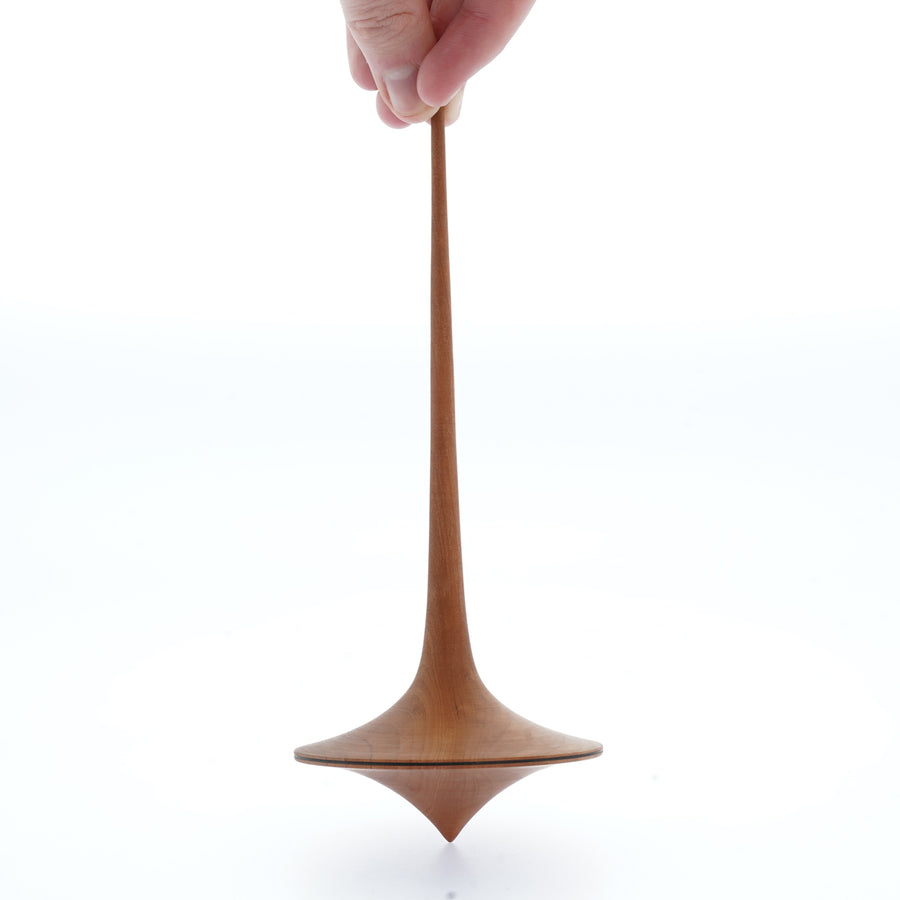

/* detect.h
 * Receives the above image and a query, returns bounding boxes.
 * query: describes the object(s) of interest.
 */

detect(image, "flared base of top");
[294,674,601,840]
[294,674,602,769]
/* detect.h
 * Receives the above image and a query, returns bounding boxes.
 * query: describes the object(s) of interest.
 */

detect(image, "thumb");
[341,0,438,123]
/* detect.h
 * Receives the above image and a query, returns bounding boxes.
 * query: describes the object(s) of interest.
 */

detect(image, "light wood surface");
[294,107,601,840]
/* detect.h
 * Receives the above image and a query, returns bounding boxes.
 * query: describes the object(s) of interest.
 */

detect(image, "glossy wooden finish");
[294,108,602,840]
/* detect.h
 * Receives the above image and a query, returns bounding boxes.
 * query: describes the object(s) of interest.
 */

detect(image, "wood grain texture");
[294,107,601,840]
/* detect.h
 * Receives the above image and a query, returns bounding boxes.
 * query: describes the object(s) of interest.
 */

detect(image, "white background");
[2,2,898,897]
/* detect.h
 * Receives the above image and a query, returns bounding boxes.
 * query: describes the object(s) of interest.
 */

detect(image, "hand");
[341,0,536,127]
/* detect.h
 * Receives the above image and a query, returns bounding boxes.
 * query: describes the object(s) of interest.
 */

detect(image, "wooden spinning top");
[294,108,602,841]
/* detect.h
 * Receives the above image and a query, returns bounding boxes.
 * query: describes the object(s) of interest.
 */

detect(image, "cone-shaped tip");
[355,765,548,841]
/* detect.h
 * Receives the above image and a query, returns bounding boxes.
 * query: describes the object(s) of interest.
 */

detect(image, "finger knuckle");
[347,8,417,45]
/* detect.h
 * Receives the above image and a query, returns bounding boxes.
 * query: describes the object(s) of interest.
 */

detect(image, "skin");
[341,0,536,127]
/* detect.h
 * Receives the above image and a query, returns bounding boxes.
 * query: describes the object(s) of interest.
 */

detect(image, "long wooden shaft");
[419,108,478,680]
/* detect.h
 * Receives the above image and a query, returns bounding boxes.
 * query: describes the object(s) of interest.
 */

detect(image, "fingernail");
[383,65,429,119]
[444,88,465,126]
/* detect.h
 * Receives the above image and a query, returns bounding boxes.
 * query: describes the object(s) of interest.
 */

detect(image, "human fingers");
[341,0,440,123]
[346,27,377,90]
[428,0,465,40]
[444,86,464,125]
[374,85,462,128]
[375,91,412,127]
[418,0,536,108]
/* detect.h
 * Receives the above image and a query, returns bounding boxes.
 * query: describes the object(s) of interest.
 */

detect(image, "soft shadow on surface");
[295,813,605,900]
